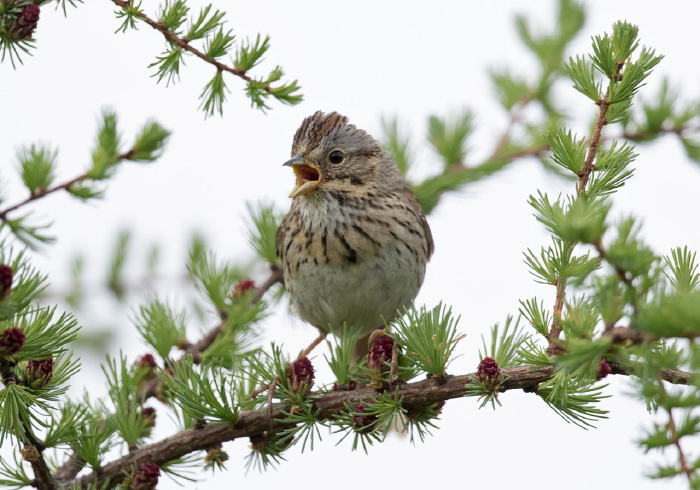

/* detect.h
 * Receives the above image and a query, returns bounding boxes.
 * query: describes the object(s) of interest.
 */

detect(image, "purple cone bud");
[142,407,156,428]
[135,354,157,370]
[332,380,357,391]
[352,404,378,433]
[288,356,314,395]
[232,279,256,300]
[7,5,40,41]
[26,358,54,387]
[367,332,394,373]
[0,328,25,356]
[597,359,611,380]
[0,264,12,300]
[130,462,160,490]
[477,357,501,383]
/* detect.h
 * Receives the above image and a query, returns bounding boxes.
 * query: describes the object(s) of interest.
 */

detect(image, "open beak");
[283,155,321,198]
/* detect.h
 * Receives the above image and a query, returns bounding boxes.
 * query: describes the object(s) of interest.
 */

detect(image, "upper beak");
[283,155,321,198]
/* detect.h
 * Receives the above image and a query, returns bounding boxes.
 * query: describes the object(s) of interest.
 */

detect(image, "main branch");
[110,0,272,93]
[62,361,692,490]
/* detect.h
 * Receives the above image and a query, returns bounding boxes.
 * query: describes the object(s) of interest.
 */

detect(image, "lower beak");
[283,155,321,198]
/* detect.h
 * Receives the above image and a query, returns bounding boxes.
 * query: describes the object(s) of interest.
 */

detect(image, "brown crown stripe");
[292,111,350,156]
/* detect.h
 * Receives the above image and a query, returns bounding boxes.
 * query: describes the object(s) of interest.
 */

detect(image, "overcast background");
[1,1,699,489]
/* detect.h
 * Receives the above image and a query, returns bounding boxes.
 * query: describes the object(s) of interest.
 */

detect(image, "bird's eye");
[328,150,345,164]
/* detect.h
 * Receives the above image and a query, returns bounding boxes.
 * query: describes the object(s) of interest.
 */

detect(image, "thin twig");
[109,0,273,94]
[547,278,568,351]
[0,148,137,222]
[578,61,625,196]
[547,63,626,346]
[666,407,693,479]
[0,175,87,222]
[182,265,284,361]
[489,95,534,160]
[656,379,694,479]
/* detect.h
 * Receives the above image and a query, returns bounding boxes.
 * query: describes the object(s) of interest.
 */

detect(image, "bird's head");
[283,111,390,198]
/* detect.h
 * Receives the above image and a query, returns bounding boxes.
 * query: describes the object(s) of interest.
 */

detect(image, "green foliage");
[0,247,47,320]
[199,71,229,118]
[128,120,171,161]
[537,372,609,428]
[665,246,700,293]
[200,300,266,367]
[519,298,552,337]
[114,1,303,115]
[167,359,241,424]
[586,142,637,199]
[233,34,269,71]
[427,111,474,166]
[70,397,116,470]
[636,291,700,338]
[106,229,130,301]
[12,306,79,360]
[188,250,244,312]
[134,298,187,359]
[393,303,465,377]
[2,2,700,488]
[324,325,362,385]
[0,451,31,489]
[0,110,169,249]
[380,117,413,177]
[479,316,529,368]
[544,128,587,174]
[103,353,153,446]
[18,145,57,195]
[43,401,87,448]
[245,201,283,264]
[523,237,599,286]
[334,390,406,453]
[88,111,122,180]
[529,193,610,244]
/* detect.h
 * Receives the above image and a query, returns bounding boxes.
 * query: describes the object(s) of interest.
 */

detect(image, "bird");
[276,111,433,359]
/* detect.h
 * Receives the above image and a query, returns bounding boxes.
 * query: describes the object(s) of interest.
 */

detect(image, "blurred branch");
[0,174,88,222]
[179,265,283,362]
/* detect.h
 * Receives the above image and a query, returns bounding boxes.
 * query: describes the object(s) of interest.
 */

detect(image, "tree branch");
[62,361,692,489]
[578,61,625,196]
[0,175,87,222]
[109,0,272,93]
[54,266,284,481]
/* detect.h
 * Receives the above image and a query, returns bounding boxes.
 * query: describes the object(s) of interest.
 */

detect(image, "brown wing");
[404,187,434,260]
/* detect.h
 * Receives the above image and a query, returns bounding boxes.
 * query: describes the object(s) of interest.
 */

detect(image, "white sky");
[2,1,700,489]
